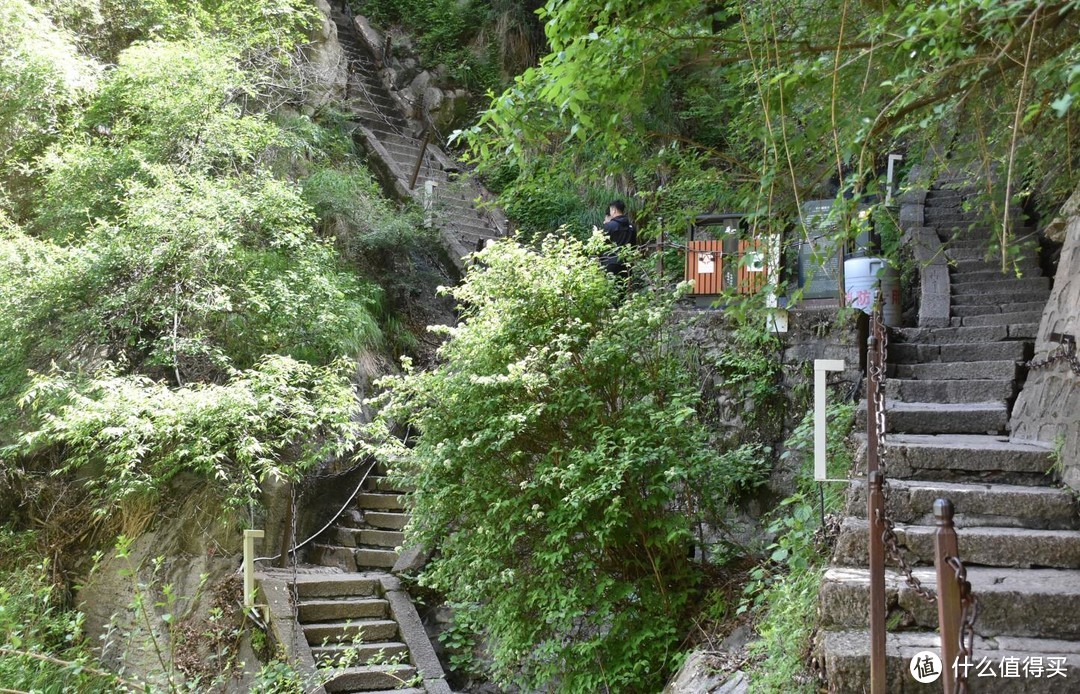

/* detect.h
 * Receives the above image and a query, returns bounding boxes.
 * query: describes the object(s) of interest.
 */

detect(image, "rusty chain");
[868,299,938,604]
[1026,336,1080,375]
[947,556,979,694]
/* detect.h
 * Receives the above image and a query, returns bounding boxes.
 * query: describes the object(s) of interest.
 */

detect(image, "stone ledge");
[380,575,449,690]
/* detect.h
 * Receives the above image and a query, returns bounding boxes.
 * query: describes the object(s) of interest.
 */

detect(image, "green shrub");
[10,355,363,510]
[0,528,123,692]
[370,235,758,691]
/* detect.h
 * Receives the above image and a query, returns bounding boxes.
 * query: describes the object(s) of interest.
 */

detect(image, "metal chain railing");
[947,556,980,694]
[868,299,938,604]
[1026,333,1080,375]
[867,296,981,692]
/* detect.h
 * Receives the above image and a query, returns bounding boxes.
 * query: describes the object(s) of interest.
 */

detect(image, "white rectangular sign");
[814,359,846,482]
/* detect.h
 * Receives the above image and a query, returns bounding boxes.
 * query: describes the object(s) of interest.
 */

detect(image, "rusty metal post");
[866,319,887,693]
[867,470,887,693]
[409,129,430,190]
[934,499,961,693]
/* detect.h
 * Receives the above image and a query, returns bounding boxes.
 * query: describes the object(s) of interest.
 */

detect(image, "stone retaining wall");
[1011,184,1080,491]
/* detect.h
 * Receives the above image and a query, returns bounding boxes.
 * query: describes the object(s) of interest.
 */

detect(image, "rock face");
[302,0,348,106]
[1012,183,1080,491]
[663,651,749,694]
[76,478,244,686]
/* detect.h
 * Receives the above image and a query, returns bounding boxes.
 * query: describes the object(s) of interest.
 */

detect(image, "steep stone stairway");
[819,189,1080,691]
[259,464,448,693]
[329,9,504,263]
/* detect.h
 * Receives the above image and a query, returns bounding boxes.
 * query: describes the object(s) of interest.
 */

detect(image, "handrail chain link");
[870,300,937,604]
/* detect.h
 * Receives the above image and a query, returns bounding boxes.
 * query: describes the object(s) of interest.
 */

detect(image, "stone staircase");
[819,189,1080,691]
[329,9,504,265]
[259,465,448,693]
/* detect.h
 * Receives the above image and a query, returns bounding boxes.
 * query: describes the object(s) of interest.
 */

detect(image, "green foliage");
[0,528,123,692]
[357,0,540,93]
[370,235,735,691]
[738,401,855,689]
[302,164,428,257]
[10,355,363,510]
[463,0,1079,268]
[0,0,99,214]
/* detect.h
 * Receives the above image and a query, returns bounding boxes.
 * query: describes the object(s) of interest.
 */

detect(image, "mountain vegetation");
[0,0,1076,691]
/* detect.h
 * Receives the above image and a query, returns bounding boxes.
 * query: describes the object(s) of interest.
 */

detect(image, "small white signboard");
[697,252,715,274]
[814,359,846,482]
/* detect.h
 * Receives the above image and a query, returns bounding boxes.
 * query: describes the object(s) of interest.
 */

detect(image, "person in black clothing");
[599,199,636,279]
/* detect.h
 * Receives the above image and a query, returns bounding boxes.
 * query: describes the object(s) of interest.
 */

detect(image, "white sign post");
[243,529,264,615]
[814,359,846,482]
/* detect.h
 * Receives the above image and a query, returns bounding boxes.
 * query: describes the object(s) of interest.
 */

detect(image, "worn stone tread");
[303,619,400,645]
[856,400,1008,435]
[363,511,408,530]
[821,629,1080,693]
[821,567,1080,639]
[844,479,1079,529]
[884,378,1015,404]
[311,641,409,666]
[297,598,389,623]
[893,359,1019,381]
[323,663,418,693]
[290,573,384,598]
[835,518,1080,569]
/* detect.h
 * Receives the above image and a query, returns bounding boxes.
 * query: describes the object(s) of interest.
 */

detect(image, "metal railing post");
[934,499,962,692]
[868,470,887,693]
[867,321,887,693]
[409,129,431,190]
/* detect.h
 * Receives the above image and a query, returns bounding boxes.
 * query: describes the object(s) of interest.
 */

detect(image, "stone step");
[844,479,1079,529]
[852,434,1054,486]
[356,547,399,569]
[949,276,1050,296]
[820,629,1080,692]
[889,341,1030,364]
[298,598,390,623]
[894,325,1011,344]
[952,268,1044,285]
[821,567,1080,639]
[356,493,406,511]
[364,511,408,530]
[309,544,360,572]
[311,641,409,667]
[952,257,1040,274]
[323,664,418,692]
[333,527,405,548]
[951,301,1047,318]
[893,360,1018,381]
[1010,323,1040,340]
[834,518,1080,569]
[304,619,400,645]
[950,288,1051,307]
[885,378,1015,404]
[855,401,1008,435]
[946,246,1002,262]
[953,310,1045,328]
[292,574,382,599]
